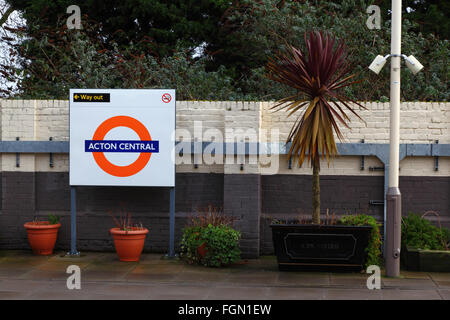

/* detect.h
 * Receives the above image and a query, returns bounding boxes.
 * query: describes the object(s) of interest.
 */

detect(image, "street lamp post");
[385,0,402,278]
[368,0,423,277]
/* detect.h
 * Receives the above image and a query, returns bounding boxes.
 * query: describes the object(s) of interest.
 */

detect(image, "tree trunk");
[312,158,320,224]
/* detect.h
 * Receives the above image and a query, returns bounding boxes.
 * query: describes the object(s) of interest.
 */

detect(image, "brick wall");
[259,175,449,255]
[261,101,449,144]
[0,172,224,252]
[0,99,448,175]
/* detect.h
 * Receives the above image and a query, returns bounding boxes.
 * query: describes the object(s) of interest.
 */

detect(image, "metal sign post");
[169,187,176,258]
[70,186,79,255]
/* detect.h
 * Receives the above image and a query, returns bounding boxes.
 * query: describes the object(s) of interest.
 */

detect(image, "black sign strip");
[73,93,110,102]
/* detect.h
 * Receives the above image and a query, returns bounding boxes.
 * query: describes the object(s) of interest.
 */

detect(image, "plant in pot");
[24,214,61,255]
[109,207,148,262]
[267,30,375,271]
[180,205,241,267]
[401,212,450,272]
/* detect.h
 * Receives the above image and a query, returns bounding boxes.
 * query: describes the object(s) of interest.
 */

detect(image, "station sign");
[69,89,175,187]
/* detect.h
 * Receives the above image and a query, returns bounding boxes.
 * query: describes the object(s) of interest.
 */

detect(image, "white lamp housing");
[369,55,387,74]
[405,55,424,75]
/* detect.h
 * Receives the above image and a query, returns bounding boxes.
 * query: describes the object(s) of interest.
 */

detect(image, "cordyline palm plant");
[267,31,365,224]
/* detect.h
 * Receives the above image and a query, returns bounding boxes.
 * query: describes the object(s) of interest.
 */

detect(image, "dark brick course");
[0,172,223,253]
[0,172,448,256]
[260,174,449,255]
[224,174,261,258]
[261,175,385,219]
[400,176,450,228]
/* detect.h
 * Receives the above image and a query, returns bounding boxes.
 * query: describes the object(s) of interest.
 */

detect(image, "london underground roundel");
[86,116,156,177]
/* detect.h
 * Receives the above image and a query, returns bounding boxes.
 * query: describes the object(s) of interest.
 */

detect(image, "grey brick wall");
[0,172,224,253]
[224,174,261,258]
[0,172,447,256]
[400,176,450,228]
[261,175,385,219]
[259,174,449,255]
[0,172,36,249]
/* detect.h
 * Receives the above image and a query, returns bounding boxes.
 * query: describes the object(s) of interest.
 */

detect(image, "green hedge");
[402,213,450,251]
[180,224,241,267]
[340,214,382,268]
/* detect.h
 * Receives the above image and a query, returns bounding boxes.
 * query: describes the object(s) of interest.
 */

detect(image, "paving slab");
[326,288,383,300]
[82,269,132,282]
[0,267,31,279]
[381,277,438,289]
[267,287,327,300]
[329,273,368,288]
[206,286,269,300]
[276,272,330,287]
[225,271,278,286]
[0,290,32,300]
[174,270,230,285]
[429,273,450,282]
[437,289,450,300]
[381,289,442,300]
[399,271,432,279]
[0,279,48,293]
[435,281,450,289]
[148,284,212,300]
[18,269,69,281]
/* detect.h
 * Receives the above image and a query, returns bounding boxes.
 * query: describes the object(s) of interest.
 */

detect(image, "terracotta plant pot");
[24,222,61,255]
[110,227,149,262]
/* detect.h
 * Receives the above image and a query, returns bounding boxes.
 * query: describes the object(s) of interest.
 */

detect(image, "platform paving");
[0,250,448,300]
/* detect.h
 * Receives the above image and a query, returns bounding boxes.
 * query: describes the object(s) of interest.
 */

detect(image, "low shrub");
[180,206,241,267]
[340,214,382,268]
[180,224,241,267]
[402,213,450,251]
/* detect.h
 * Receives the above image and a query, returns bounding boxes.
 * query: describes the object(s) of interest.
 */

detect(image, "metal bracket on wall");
[369,166,385,171]
[193,138,199,169]
[239,140,245,171]
[434,140,439,171]
[369,200,385,206]
[360,139,365,170]
[15,137,20,167]
[49,137,54,168]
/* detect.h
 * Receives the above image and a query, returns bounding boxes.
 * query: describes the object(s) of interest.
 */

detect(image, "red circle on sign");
[162,93,171,103]
[92,116,152,177]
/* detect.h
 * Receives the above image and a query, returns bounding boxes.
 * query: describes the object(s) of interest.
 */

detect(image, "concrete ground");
[0,250,448,300]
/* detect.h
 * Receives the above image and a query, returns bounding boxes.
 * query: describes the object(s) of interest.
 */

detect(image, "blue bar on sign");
[85,140,159,153]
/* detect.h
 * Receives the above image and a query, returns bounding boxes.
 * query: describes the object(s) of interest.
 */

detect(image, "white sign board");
[69,89,175,187]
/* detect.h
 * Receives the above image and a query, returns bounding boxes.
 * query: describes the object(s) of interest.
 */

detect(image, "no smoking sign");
[162,93,172,103]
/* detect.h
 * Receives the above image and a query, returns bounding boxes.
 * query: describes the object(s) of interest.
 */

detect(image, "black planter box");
[270,224,372,272]
[401,247,450,272]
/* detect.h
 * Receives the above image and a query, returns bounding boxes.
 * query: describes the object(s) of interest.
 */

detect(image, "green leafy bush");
[340,214,382,268]
[180,224,241,267]
[402,213,450,250]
